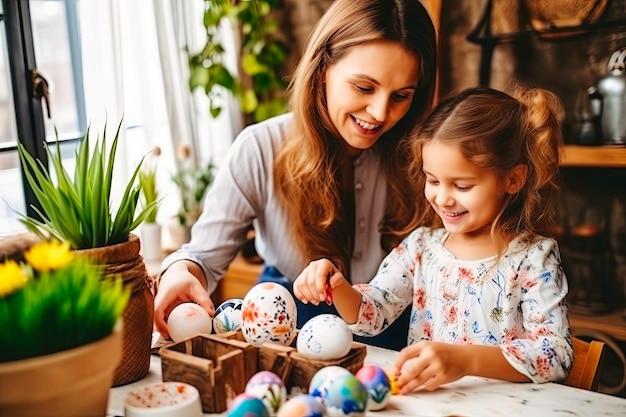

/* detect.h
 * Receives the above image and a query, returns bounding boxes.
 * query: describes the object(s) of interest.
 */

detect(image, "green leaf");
[242,89,259,114]
[210,64,236,90]
[189,65,210,90]
[242,53,267,76]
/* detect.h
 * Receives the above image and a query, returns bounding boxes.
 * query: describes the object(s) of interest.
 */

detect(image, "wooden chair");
[563,336,606,391]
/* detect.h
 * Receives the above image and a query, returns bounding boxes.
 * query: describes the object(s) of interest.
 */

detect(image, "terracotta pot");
[75,233,154,386]
[0,321,122,417]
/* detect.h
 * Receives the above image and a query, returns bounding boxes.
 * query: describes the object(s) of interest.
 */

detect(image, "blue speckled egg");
[309,366,352,397]
[276,394,325,417]
[213,298,243,333]
[227,393,269,417]
[297,314,353,360]
[245,370,287,416]
[355,364,392,410]
[320,373,368,417]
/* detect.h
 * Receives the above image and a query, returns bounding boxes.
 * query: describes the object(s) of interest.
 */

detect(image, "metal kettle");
[590,48,626,145]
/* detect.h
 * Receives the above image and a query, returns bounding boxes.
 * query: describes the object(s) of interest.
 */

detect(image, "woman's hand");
[153,260,215,339]
[293,258,346,305]
[393,341,470,393]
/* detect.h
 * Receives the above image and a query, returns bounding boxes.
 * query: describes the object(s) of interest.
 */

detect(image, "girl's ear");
[505,164,528,194]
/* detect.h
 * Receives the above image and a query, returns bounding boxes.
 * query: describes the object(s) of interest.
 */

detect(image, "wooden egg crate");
[159,331,366,413]
[214,330,366,394]
[159,334,255,413]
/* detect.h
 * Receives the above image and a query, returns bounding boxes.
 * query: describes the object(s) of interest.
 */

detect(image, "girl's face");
[422,141,509,241]
[324,40,420,156]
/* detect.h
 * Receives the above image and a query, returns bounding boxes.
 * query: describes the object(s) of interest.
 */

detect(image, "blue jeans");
[257,265,410,351]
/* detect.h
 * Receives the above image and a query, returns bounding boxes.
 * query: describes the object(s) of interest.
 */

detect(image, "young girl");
[293,86,573,393]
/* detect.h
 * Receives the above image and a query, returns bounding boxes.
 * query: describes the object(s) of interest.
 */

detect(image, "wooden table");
[107,342,626,417]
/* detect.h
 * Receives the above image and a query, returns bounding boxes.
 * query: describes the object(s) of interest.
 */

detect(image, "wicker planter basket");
[75,233,154,386]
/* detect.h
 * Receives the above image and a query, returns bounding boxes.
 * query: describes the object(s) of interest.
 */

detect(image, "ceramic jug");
[592,48,626,145]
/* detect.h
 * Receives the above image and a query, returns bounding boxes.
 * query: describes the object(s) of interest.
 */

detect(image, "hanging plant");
[188,0,289,123]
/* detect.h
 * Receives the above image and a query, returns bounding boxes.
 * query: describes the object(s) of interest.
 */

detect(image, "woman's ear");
[505,164,528,194]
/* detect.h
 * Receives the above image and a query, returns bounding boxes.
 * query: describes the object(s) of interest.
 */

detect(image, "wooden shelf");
[561,145,626,168]
[570,310,626,342]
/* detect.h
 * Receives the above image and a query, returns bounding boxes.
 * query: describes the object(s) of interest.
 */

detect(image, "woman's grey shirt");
[160,112,390,293]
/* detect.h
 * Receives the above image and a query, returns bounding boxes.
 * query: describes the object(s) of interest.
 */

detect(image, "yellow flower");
[0,260,28,297]
[24,241,74,272]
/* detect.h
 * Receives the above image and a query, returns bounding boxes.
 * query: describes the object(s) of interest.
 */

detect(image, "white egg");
[241,283,298,346]
[167,302,213,343]
[297,314,352,360]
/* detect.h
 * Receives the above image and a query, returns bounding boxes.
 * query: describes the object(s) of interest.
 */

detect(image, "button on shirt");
[161,112,389,293]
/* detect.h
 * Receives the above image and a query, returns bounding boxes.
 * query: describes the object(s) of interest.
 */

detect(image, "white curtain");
[77,0,239,223]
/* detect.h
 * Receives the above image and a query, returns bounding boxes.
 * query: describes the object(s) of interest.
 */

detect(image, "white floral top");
[351,227,573,383]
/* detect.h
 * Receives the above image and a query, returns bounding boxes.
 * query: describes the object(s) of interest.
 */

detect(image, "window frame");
[1,0,86,220]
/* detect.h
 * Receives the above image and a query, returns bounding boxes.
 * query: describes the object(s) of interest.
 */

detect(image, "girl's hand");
[393,341,470,393]
[153,261,215,340]
[293,258,346,305]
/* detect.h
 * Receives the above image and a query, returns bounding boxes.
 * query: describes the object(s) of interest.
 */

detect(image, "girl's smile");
[422,140,506,240]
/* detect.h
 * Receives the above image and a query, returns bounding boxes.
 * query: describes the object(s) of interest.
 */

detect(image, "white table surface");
[108,344,626,417]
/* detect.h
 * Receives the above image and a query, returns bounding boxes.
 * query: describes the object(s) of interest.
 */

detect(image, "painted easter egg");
[322,373,368,417]
[308,366,352,398]
[227,393,270,417]
[297,314,352,360]
[276,394,325,417]
[213,298,243,333]
[245,370,287,416]
[241,283,297,346]
[355,364,392,410]
[382,369,400,395]
[167,302,213,343]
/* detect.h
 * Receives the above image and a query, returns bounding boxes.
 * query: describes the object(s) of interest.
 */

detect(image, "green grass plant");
[0,241,130,362]
[17,120,157,249]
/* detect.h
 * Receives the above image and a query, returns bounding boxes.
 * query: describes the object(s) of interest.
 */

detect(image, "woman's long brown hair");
[274,0,437,276]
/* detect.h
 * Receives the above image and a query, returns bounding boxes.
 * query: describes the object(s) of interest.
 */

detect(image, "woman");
[154,0,437,350]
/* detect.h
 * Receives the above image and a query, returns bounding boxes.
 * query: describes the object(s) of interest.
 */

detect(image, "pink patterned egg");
[355,364,391,410]
[241,283,297,346]
[245,370,287,416]
[276,394,325,417]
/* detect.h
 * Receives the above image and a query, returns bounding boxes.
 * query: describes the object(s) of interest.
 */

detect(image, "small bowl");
[124,381,203,417]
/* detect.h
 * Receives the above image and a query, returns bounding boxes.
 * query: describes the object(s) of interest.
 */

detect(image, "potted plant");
[138,147,163,262]
[188,0,289,124]
[16,119,156,386]
[0,239,129,417]
[166,142,215,249]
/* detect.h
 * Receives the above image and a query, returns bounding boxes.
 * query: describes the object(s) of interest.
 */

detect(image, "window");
[0,0,86,236]
[0,0,236,238]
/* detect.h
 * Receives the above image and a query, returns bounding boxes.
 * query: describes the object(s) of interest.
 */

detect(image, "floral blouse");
[351,227,573,383]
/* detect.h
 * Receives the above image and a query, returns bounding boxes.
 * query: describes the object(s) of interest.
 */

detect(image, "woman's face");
[324,40,421,155]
